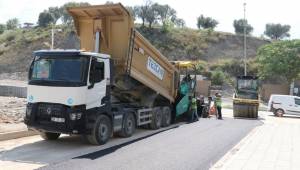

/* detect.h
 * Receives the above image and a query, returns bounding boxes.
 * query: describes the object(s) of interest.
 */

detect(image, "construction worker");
[196,95,205,117]
[214,93,222,120]
[189,95,199,122]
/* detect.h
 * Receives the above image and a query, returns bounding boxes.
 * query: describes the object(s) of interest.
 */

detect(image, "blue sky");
[0,0,299,39]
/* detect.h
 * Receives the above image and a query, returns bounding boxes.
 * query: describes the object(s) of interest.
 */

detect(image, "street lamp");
[243,2,247,76]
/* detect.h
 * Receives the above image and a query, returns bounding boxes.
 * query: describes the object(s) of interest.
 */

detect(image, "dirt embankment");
[204,34,270,62]
[0,96,26,123]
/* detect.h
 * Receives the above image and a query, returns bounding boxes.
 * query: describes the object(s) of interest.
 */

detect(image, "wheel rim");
[126,117,133,134]
[276,110,283,116]
[156,112,162,127]
[99,123,108,140]
[165,111,171,125]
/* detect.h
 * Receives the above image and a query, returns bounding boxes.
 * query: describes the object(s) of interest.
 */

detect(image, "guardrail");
[0,85,27,98]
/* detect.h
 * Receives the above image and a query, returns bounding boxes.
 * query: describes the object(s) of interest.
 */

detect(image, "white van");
[268,95,300,116]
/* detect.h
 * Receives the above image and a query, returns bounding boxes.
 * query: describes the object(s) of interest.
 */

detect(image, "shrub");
[211,69,226,85]
[162,20,174,33]
[195,60,208,74]
[6,33,16,41]
[0,24,6,34]
[210,59,244,76]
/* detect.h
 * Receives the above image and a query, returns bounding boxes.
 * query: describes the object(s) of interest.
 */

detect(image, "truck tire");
[86,114,112,145]
[117,112,136,137]
[40,132,60,140]
[150,107,162,130]
[161,106,171,127]
[275,109,284,117]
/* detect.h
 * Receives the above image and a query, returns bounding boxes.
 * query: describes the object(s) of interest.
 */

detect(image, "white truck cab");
[25,50,116,144]
[268,94,300,116]
[27,50,110,109]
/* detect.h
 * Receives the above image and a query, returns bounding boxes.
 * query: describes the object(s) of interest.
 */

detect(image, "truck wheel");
[118,112,136,137]
[275,109,284,117]
[162,106,171,127]
[86,114,112,145]
[150,107,162,130]
[40,132,60,140]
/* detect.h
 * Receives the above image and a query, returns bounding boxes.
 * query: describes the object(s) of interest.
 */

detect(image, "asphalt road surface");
[0,109,263,170]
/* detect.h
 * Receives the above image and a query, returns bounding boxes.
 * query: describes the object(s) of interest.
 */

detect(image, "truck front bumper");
[24,103,87,134]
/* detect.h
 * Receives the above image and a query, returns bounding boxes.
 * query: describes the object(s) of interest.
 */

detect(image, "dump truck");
[24,3,186,145]
[233,76,259,118]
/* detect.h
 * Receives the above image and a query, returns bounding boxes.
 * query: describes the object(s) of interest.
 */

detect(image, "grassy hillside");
[137,27,269,61]
[0,25,269,77]
[0,25,79,74]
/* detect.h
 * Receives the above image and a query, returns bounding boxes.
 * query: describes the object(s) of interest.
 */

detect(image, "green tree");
[135,0,152,27]
[0,24,6,34]
[233,19,253,35]
[153,4,176,25]
[264,23,290,40]
[197,15,218,30]
[257,40,300,83]
[38,11,54,27]
[145,3,158,28]
[161,19,174,33]
[211,69,225,85]
[195,61,208,74]
[6,18,19,30]
[48,7,62,24]
[60,2,90,24]
[173,18,185,28]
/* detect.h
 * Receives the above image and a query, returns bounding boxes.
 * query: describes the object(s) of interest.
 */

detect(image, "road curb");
[0,130,38,141]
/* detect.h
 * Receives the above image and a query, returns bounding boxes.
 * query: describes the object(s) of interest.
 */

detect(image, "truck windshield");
[237,79,258,92]
[30,56,89,86]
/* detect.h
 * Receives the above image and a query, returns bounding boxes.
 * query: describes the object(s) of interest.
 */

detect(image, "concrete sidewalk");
[212,111,300,170]
[0,123,27,133]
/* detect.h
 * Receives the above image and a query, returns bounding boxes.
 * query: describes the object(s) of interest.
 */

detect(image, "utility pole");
[51,27,62,49]
[243,2,247,76]
[51,28,54,49]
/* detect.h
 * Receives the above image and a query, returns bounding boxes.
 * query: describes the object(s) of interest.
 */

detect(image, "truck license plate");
[51,117,65,123]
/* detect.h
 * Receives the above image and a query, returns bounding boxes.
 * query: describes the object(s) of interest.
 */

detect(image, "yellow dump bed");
[68,3,178,102]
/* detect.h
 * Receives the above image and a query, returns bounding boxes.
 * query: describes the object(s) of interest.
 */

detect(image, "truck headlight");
[69,113,82,120]
[26,104,33,117]
[77,113,82,119]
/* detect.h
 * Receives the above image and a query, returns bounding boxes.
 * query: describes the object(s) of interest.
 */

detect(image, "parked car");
[268,95,300,116]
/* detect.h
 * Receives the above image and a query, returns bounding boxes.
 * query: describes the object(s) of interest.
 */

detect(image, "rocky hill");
[0,25,269,79]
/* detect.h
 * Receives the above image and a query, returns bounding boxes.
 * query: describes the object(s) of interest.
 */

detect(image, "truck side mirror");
[28,60,34,80]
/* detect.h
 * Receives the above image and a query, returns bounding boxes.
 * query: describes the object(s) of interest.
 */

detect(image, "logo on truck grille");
[46,107,52,114]
[147,56,165,80]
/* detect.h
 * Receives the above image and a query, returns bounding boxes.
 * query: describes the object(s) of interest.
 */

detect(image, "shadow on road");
[75,125,180,160]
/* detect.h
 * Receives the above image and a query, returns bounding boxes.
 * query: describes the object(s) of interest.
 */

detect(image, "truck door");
[86,57,107,109]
